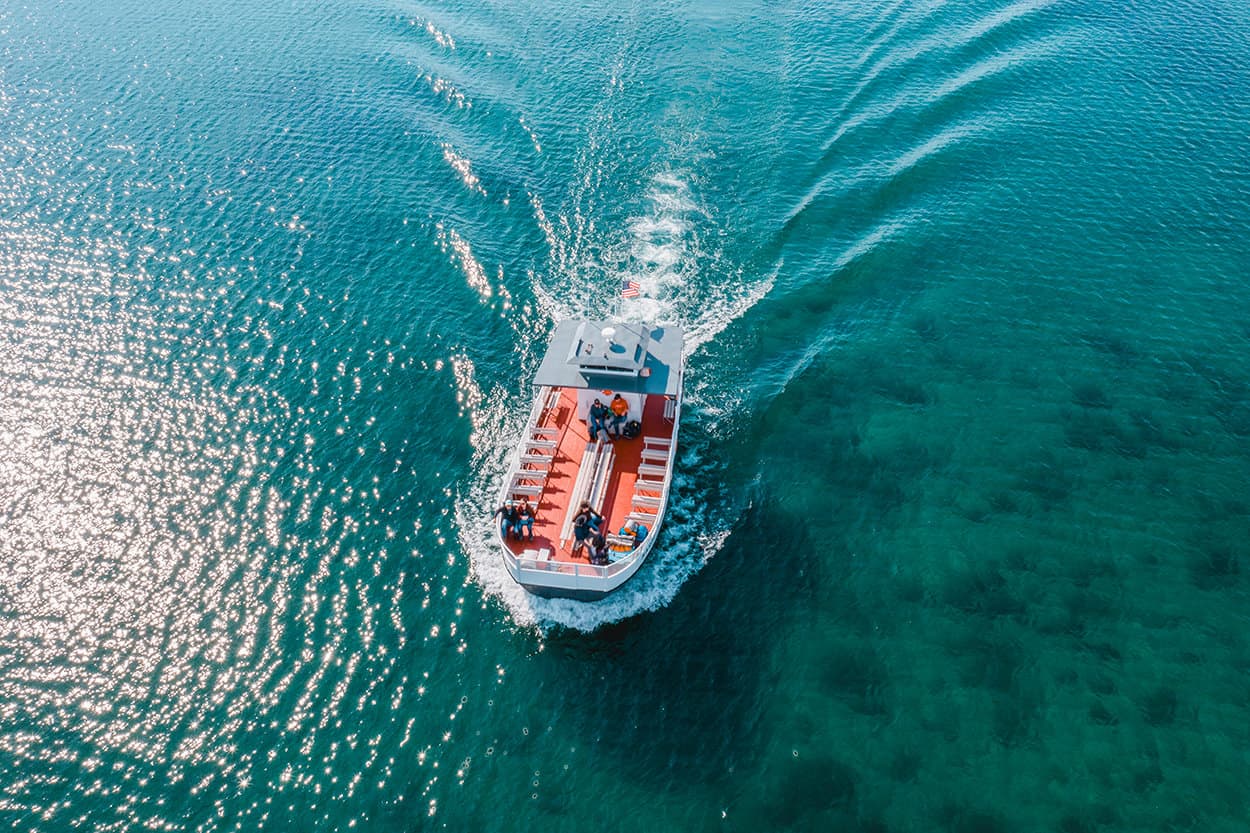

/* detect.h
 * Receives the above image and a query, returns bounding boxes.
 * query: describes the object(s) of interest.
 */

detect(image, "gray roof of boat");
[532,319,684,397]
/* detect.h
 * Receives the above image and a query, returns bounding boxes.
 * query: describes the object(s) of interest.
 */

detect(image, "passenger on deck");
[609,394,629,438]
[494,500,518,539]
[588,398,610,442]
[572,507,593,557]
[590,531,609,565]
[620,520,648,546]
[515,500,535,541]
[578,501,603,533]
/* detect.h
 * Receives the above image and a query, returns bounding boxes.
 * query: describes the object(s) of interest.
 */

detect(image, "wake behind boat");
[493,320,684,601]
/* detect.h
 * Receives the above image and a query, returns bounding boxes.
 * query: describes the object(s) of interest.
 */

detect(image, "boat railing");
[514,551,637,579]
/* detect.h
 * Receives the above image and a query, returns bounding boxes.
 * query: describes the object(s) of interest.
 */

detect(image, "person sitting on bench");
[621,520,647,545]
[494,500,519,539]
[609,393,629,438]
[588,398,610,441]
[515,500,535,541]
[572,507,593,557]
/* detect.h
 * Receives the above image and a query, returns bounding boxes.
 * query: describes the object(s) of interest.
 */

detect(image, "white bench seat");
[637,462,666,479]
[641,447,669,464]
[632,493,662,508]
[510,483,543,498]
[634,478,663,494]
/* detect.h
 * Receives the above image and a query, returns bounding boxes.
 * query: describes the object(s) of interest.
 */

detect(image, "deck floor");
[503,388,673,564]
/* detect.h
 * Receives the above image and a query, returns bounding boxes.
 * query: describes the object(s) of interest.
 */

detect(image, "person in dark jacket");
[588,399,610,441]
[515,500,535,541]
[572,508,592,557]
[590,530,609,565]
[493,500,514,538]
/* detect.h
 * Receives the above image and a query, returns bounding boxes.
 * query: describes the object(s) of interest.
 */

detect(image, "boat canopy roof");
[532,320,684,397]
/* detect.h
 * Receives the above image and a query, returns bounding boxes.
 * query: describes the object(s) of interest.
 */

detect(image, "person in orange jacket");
[608,393,628,438]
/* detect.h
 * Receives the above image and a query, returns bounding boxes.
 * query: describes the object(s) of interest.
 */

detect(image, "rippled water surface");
[2,0,1249,830]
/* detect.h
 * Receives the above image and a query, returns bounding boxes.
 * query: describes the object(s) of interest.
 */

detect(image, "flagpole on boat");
[617,277,640,321]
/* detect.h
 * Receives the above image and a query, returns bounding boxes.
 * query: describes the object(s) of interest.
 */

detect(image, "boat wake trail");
[463,169,768,632]
[623,174,774,355]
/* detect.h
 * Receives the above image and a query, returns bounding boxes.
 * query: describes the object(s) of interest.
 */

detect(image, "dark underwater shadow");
[531,486,816,798]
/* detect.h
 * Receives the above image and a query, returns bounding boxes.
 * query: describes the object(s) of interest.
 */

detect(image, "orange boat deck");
[501,387,673,564]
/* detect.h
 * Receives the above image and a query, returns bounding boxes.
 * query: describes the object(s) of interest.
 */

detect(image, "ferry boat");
[493,319,684,600]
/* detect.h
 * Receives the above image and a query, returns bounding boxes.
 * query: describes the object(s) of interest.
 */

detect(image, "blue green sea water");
[2,0,1250,830]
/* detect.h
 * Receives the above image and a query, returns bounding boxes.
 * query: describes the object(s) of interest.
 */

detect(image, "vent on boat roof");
[567,321,649,375]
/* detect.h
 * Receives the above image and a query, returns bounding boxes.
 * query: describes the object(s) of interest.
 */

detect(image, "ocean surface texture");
[2,0,1249,830]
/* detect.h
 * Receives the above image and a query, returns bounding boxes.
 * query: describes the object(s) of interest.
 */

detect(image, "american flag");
[620,279,641,298]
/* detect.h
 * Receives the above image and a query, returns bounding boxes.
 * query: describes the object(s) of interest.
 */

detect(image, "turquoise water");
[2,0,1249,830]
